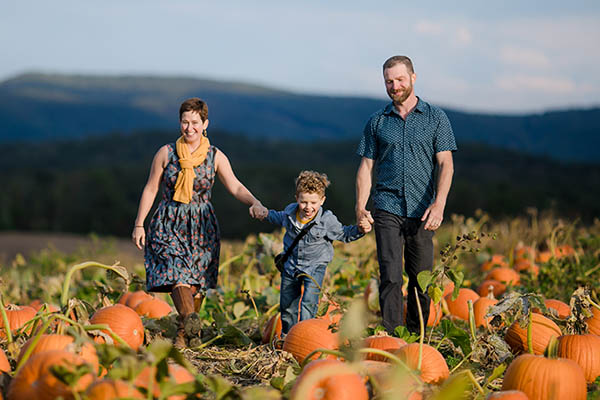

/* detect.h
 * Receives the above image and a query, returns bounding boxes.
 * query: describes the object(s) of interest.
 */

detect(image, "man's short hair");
[383,56,415,74]
[179,97,208,121]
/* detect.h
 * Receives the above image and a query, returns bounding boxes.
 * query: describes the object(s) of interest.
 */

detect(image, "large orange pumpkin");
[501,353,586,399]
[0,305,37,338]
[532,299,570,319]
[512,259,539,276]
[586,307,600,335]
[557,334,600,383]
[283,318,338,363]
[393,343,449,385]
[124,291,154,309]
[504,313,562,355]
[444,288,479,321]
[513,245,535,262]
[473,295,499,328]
[487,390,529,399]
[0,347,10,373]
[535,251,552,263]
[484,267,520,286]
[362,335,407,361]
[134,297,172,318]
[261,313,282,344]
[477,280,507,297]
[17,334,99,373]
[480,254,509,271]
[89,304,145,350]
[554,244,575,258]
[85,379,144,399]
[7,349,96,400]
[290,359,368,400]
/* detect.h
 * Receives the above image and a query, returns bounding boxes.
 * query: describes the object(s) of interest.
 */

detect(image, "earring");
[202,129,208,137]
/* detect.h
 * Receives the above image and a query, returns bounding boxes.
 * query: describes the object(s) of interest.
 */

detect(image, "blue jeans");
[280,265,326,334]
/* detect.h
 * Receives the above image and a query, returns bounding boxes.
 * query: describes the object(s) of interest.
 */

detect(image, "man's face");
[384,63,416,105]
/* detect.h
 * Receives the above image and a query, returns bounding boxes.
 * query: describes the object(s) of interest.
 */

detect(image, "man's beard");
[388,83,413,105]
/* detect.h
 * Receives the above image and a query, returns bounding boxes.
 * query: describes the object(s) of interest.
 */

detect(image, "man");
[355,55,457,334]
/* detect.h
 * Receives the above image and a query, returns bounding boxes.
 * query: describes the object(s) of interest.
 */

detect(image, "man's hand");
[356,208,374,232]
[422,202,445,231]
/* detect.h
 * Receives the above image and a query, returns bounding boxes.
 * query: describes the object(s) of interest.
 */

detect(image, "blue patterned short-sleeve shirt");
[357,97,457,218]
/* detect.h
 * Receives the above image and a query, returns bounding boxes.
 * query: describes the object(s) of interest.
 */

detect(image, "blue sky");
[2,1,599,113]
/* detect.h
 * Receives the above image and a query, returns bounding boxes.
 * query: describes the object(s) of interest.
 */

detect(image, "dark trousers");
[373,209,434,334]
[280,265,326,334]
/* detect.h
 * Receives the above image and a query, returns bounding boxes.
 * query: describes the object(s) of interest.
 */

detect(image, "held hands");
[356,208,374,233]
[422,201,445,231]
[132,226,145,250]
[249,202,268,220]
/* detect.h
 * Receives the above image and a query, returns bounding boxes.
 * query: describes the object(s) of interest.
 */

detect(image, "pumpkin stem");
[486,286,496,300]
[356,348,417,378]
[61,261,130,307]
[527,309,534,354]
[414,287,425,372]
[544,335,559,359]
[0,294,13,344]
[467,300,476,342]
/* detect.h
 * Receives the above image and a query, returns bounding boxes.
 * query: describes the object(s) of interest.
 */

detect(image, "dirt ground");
[0,231,145,268]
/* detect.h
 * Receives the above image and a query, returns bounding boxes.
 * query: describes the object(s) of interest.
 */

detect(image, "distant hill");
[1,73,599,163]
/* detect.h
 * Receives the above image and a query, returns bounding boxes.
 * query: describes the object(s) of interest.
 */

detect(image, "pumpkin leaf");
[417,270,433,292]
[233,301,250,319]
[338,299,368,346]
[219,325,253,346]
[429,371,471,400]
[485,362,507,386]
[204,375,236,400]
[394,326,419,343]
[240,386,282,400]
[440,319,472,356]
[428,285,444,305]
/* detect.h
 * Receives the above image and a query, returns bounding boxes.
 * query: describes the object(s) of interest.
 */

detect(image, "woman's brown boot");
[170,285,201,347]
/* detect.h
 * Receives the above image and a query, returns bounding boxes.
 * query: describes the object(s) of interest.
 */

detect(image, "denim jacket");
[266,203,364,276]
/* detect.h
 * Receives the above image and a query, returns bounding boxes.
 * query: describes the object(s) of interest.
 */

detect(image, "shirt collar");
[383,96,425,116]
[285,203,323,224]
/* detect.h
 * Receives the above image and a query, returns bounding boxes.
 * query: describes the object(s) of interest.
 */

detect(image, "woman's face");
[180,111,209,143]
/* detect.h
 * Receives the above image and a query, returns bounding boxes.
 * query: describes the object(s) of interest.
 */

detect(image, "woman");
[132,97,267,346]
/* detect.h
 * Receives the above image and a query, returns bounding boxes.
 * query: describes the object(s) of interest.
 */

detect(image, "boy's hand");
[358,218,372,233]
[249,202,268,220]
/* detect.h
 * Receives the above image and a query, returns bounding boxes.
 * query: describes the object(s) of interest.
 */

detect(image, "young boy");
[263,170,371,334]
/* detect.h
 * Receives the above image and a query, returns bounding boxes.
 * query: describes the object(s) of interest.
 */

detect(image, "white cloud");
[499,46,551,69]
[495,75,576,94]
[415,20,444,35]
[455,27,472,46]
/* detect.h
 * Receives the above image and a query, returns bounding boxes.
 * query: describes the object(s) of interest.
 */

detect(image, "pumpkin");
[28,300,60,313]
[124,291,154,309]
[0,305,37,338]
[89,304,145,350]
[513,245,535,262]
[557,334,600,383]
[85,379,144,399]
[134,363,196,400]
[473,295,499,328]
[532,299,570,319]
[0,347,10,373]
[290,359,368,400]
[261,313,282,344]
[484,267,520,286]
[117,292,132,305]
[504,313,562,355]
[283,318,338,363]
[393,343,449,385]
[7,349,96,400]
[444,288,480,321]
[554,244,575,258]
[442,281,455,297]
[501,353,586,399]
[480,254,509,271]
[586,307,600,335]
[477,280,506,297]
[134,297,172,318]
[487,390,529,399]
[17,334,99,373]
[362,334,407,361]
[512,259,539,276]
[535,251,552,263]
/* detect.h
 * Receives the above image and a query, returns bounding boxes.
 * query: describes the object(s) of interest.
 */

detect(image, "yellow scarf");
[173,135,210,204]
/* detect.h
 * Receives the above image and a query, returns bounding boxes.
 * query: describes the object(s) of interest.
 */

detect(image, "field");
[1,210,599,399]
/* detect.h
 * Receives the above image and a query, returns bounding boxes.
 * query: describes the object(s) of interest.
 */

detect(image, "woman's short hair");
[295,170,331,197]
[179,97,208,121]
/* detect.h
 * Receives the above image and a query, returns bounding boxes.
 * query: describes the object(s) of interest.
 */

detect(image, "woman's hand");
[132,226,145,250]
[249,202,268,220]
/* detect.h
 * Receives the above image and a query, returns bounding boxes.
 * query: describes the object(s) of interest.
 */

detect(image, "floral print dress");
[145,144,220,293]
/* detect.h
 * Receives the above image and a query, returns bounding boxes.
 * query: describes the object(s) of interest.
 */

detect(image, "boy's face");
[296,191,325,221]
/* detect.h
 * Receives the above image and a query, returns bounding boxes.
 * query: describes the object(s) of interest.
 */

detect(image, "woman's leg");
[170,284,201,346]
[280,269,302,334]
[299,265,326,321]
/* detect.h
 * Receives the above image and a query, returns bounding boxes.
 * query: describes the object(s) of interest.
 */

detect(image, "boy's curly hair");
[295,170,330,197]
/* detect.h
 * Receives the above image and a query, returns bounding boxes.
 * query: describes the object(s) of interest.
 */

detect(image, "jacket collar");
[284,203,324,224]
